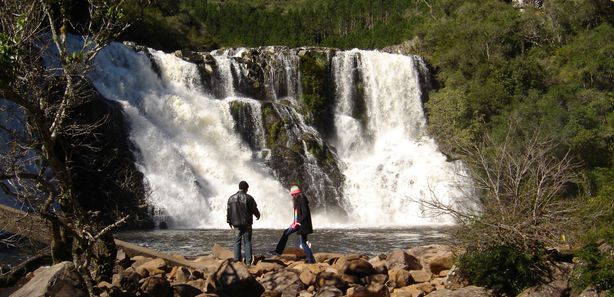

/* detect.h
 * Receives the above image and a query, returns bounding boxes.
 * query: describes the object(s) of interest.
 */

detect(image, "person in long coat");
[271,185,316,263]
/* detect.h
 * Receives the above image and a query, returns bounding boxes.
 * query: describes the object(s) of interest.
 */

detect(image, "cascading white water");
[330,50,465,227]
[90,43,291,228]
[88,41,466,229]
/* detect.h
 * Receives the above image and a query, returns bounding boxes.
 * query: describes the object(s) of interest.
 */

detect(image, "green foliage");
[299,52,334,133]
[458,245,545,296]
[572,235,614,296]
[0,33,17,88]
[120,0,432,50]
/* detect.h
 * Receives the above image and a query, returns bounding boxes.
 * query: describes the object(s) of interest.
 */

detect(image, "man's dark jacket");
[227,191,260,226]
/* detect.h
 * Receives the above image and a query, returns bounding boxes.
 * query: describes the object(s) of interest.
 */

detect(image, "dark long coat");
[293,193,313,235]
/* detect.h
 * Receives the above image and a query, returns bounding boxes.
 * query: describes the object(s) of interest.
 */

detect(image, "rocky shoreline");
[9,243,582,297]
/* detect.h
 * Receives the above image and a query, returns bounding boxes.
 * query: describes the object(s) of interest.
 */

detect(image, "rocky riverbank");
[8,243,583,297]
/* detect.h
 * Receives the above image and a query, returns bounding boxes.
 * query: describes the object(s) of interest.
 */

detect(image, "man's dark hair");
[239,181,249,190]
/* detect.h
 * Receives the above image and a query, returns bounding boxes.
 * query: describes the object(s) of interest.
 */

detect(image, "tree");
[421,122,584,251]
[0,0,141,295]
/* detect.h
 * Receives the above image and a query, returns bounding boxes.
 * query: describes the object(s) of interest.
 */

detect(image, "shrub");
[458,245,545,296]
[572,231,614,296]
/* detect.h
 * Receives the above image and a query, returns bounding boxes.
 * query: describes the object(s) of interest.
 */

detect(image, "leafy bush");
[572,237,614,296]
[458,245,545,296]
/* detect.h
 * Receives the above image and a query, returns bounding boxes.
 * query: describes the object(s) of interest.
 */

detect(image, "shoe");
[268,250,281,256]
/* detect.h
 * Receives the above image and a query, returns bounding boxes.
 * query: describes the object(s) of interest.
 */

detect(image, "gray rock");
[9,261,86,297]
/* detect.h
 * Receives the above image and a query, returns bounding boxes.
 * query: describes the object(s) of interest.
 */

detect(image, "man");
[271,185,316,263]
[227,180,260,264]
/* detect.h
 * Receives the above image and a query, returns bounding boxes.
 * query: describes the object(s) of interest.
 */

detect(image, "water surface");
[115,227,454,258]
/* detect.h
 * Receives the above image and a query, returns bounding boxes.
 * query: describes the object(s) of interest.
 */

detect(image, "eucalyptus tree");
[0,0,139,294]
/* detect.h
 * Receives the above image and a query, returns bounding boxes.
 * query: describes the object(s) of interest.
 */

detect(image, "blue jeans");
[233,225,252,264]
[274,227,316,263]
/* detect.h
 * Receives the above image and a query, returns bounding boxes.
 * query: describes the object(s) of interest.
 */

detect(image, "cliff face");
[68,85,153,228]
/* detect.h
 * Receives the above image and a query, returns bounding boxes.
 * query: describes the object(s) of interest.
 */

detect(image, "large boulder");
[407,245,455,275]
[140,276,172,297]
[9,261,86,297]
[259,269,305,296]
[214,260,264,297]
[386,249,422,271]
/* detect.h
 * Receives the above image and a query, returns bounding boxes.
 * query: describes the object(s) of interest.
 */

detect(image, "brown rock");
[387,250,422,271]
[300,270,317,286]
[315,271,348,292]
[212,243,234,260]
[215,260,264,297]
[315,253,344,264]
[362,273,388,285]
[315,285,344,297]
[140,276,172,297]
[173,283,204,297]
[258,269,304,296]
[250,260,286,277]
[442,266,469,290]
[393,284,424,297]
[176,266,192,283]
[347,283,390,297]
[114,269,141,292]
[407,245,455,275]
[136,258,169,275]
[424,285,493,297]
[387,268,411,288]
[409,270,431,283]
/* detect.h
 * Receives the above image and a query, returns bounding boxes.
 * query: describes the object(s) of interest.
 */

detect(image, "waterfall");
[331,50,465,227]
[90,43,291,228]
[89,41,466,229]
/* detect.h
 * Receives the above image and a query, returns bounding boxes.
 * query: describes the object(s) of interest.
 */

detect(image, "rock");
[212,243,234,260]
[193,255,223,273]
[387,268,411,288]
[347,283,390,297]
[9,261,86,297]
[577,287,600,297]
[315,271,348,293]
[136,258,168,276]
[345,259,377,278]
[393,284,424,297]
[362,273,388,285]
[315,285,344,297]
[116,249,133,269]
[173,283,204,297]
[369,258,388,274]
[424,285,493,297]
[409,270,432,283]
[215,260,264,297]
[408,245,455,275]
[249,260,286,277]
[130,255,154,269]
[442,266,469,290]
[176,266,192,283]
[387,249,422,271]
[315,253,344,264]
[259,269,304,296]
[140,276,172,297]
[516,280,569,297]
[113,268,141,292]
[282,247,307,258]
[299,270,317,286]
[187,279,208,291]
[262,291,283,297]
